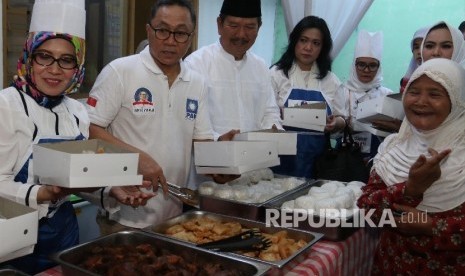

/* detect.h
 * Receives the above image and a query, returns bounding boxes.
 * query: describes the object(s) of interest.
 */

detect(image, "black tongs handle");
[198,236,267,252]
[197,229,270,252]
[198,230,258,247]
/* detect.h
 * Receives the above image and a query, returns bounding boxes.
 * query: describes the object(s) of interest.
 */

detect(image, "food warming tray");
[51,230,270,276]
[148,210,323,270]
[0,269,29,276]
[263,180,361,241]
[199,177,310,221]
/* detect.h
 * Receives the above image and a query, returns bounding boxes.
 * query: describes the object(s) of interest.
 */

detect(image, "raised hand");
[405,148,451,197]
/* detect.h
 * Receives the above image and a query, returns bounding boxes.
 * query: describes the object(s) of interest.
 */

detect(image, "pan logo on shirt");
[132,88,155,114]
[185,99,198,120]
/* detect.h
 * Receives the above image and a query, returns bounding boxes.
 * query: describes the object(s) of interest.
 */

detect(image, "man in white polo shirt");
[86,0,213,229]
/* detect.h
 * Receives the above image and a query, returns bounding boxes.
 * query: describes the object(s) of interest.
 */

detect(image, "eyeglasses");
[32,52,78,70]
[355,61,379,72]
[148,23,192,43]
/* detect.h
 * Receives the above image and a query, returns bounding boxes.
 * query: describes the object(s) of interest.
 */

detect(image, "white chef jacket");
[336,85,393,132]
[0,87,89,218]
[334,85,393,153]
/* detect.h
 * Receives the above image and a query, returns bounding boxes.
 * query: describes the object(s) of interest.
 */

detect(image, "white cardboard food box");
[33,139,142,188]
[283,102,327,132]
[366,126,393,138]
[354,121,394,138]
[194,141,280,174]
[233,130,297,155]
[356,93,404,123]
[0,197,38,263]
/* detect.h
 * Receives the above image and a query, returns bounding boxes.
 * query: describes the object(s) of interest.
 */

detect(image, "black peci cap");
[220,0,261,18]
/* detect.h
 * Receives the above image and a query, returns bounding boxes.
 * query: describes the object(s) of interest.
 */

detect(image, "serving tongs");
[163,181,199,207]
[197,229,272,252]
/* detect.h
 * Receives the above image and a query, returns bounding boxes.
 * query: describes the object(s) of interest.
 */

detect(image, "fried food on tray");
[164,217,307,262]
[79,243,243,276]
[164,224,184,235]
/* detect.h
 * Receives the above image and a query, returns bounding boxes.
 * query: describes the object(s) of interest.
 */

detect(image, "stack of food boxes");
[0,197,38,262]
[194,140,280,175]
[233,129,298,155]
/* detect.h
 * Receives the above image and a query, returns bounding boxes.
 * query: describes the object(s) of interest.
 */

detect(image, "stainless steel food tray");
[51,230,270,276]
[199,177,311,221]
[148,210,323,269]
[263,179,361,241]
[0,269,29,276]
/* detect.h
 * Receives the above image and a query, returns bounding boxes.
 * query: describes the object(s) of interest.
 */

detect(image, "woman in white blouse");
[269,15,344,178]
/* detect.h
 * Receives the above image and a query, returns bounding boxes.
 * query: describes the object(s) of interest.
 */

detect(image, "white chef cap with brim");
[354,30,383,61]
[15,0,87,107]
[29,0,86,39]
[345,30,384,92]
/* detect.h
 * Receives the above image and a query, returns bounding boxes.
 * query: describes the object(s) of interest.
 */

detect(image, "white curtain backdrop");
[281,0,374,59]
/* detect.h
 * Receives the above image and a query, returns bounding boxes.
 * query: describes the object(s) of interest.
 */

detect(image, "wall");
[272,0,287,66]
[331,0,465,92]
[197,0,277,66]
[3,0,462,89]
[0,4,3,86]
[271,0,464,92]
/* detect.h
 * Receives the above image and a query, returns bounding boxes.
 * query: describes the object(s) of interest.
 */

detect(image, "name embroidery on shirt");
[132,88,155,114]
[185,99,198,120]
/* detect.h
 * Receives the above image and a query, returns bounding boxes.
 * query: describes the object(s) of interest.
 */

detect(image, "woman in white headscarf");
[422,21,465,66]
[400,26,429,94]
[358,58,465,275]
[335,30,395,161]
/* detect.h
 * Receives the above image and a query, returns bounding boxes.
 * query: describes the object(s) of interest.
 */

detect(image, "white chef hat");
[354,30,383,61]
[29,0,86,39]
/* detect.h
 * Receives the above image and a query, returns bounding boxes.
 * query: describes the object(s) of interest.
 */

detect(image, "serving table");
[277,227,380,275]
[36,227,380,276]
